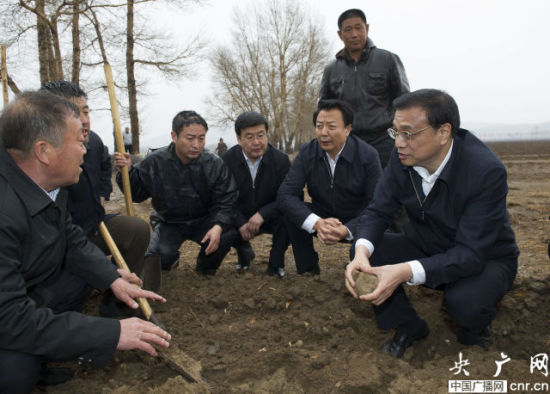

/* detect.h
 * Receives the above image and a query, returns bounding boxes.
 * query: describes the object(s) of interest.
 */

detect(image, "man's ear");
[34,140,51,165]
[337,30,343,42]
[439,123,452,144]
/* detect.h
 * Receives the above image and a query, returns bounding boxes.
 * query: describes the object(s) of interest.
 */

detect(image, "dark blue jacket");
[277,135,382,235]
[221,144,290,228]
[357,129,519,287]
[66,130,112,236]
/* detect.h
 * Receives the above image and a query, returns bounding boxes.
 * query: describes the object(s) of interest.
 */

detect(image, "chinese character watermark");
[493,352,511,377]
[450,352,471,376]
[530,353,548,377]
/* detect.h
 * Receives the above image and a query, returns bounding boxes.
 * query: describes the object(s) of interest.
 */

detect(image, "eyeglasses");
[387,126,431,141]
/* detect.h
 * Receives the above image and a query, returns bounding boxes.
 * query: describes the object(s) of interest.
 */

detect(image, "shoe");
[300,263,320,276]
[236,262,250,272]
[457,326,492,349]
[195,266,217,276]
[160,257,179,271]
[38,365,74,386]
[266,265,285,278]
[381,318,429,358]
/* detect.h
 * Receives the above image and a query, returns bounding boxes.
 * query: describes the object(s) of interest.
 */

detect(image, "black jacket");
[357,129,519,287]
[0,146,120,367]
[319,38,409,143]
[277,135,382,235]
[118,144,237,228]
[66,130,112,236]
[221,144,290,228]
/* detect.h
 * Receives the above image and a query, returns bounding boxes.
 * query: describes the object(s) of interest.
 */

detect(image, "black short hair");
[338,9,367,30]
[234,111,269,136]
[0,91,80,156]
[313,100,354,127]
[40,80,87,99]
[392,89,460,136]
[171,111,208,136]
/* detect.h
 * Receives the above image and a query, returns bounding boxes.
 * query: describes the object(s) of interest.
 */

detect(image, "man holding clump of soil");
[346,89,518,358]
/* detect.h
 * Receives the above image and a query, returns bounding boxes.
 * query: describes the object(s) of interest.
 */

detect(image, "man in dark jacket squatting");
[221,111,291,278]
[114,110,238,275]
[0,91,170,393]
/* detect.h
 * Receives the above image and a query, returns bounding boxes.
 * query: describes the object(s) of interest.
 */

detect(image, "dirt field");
[40,141,550,393]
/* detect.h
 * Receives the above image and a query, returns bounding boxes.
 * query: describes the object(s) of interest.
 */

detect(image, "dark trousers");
[358,232,517,331]
[88,215,150,277]
[0,270,92,393]
[367,133,395,169]
[286,215,352,274]
[146,220,237,272]
[233,216,290,269]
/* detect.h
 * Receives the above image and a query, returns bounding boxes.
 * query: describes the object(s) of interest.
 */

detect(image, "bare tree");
[209,0,329,152]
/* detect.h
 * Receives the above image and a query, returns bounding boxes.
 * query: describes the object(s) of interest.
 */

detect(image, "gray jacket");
[319,38,409,143]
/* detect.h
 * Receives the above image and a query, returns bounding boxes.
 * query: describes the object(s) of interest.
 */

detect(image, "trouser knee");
[0,349,40,394]
[444,290,496,329]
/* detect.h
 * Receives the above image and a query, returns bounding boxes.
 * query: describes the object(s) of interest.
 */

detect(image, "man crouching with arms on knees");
[0,91,170,393]
[346,89,518,358]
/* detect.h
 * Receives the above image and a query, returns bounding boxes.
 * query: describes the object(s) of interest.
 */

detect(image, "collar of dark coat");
[0,145,55,216]
[335,37,376,63]
[315,135,357,163]
[399,128,469,184]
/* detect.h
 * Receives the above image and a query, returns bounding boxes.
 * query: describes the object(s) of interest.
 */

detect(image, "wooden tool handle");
[99,221,153,320]
[104,64,134,216]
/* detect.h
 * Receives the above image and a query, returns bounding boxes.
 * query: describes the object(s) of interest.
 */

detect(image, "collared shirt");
[43,187,60,202]
[243,151,263,183]
[356,140,454,285]
[302,144,351,239]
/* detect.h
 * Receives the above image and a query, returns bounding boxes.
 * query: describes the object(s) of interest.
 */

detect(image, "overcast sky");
[4,0,550,149]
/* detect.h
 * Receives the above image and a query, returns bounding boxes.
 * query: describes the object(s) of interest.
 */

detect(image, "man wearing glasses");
[221,112,291,278]
[346,89,518,358]
[319,8,409,167]
[278,100,382,275]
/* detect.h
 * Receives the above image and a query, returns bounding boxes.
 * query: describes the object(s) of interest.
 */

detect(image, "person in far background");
[216,137,228,155]
[123,127,133,153]
[221,111,291,278]
[319,8,409,168]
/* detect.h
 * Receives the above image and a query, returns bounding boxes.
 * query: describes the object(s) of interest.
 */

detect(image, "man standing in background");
[123,127,133,153]
[319,8,409,167]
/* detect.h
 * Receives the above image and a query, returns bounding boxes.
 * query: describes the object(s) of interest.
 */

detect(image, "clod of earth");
[353,271,378,295]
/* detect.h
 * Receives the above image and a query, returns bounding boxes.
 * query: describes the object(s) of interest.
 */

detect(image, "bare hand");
[239,223,253,241]
[247,212,264,235]
[314,218,348,245]
[117,317,171,356]
[114,152,132,170]
[345,245,372,298]
[360,263,412,306]
[110,277,166,309]
[201,224,222,255]
[117,268,142,287]
[100,196,106,206]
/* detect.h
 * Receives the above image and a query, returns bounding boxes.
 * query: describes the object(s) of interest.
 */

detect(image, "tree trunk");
[126,0,140,154]
[71,0,81,83]
[36,0,51,85]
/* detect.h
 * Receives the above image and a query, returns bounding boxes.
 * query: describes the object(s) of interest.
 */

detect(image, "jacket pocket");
[366,72,387,95]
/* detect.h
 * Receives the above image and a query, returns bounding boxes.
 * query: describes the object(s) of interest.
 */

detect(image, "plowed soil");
[40,141,550,393]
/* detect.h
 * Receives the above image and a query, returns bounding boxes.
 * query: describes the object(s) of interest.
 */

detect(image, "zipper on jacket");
[323,156,334,189]
[409,170,427,220]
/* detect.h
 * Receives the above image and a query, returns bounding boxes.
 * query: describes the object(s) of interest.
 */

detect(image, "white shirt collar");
[413,140,453,195]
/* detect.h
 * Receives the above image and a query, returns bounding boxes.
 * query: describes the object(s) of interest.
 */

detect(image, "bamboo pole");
[103,63,134,216]
[1,45,8,107]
